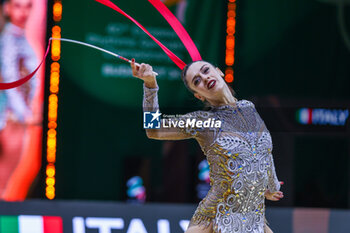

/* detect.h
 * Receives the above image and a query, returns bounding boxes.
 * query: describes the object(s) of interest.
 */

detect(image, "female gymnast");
[131,60,283,233]
[0,0,283,231]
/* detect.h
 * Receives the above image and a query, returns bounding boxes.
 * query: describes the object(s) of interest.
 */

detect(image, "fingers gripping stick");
[131,62,158,77]
[130,60,158,79]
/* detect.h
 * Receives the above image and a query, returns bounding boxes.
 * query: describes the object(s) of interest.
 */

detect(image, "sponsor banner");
[0,200,195,233]
[1,200,350,232]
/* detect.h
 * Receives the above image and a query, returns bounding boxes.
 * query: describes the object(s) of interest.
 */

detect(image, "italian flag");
[0,215,62,233]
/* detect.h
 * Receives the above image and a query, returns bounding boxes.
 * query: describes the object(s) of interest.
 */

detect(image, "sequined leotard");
[143,84,280,233]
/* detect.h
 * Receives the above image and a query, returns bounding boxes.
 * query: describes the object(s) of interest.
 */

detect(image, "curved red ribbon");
[0,0,202,90]
[95,0,187,69]
[148,0,201,62]
[0,40,51,90]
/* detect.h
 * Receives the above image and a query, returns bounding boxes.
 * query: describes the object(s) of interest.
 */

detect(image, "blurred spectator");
[0,0,37,199]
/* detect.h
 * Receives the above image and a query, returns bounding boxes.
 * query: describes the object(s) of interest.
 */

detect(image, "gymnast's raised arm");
[131,60,196,140]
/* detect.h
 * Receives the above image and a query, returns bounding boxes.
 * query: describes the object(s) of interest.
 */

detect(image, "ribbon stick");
[54,38,130,63]
[0,37,157,90]
[51,38,158,75]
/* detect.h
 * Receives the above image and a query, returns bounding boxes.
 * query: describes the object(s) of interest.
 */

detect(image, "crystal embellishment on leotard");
[143,86,280,233]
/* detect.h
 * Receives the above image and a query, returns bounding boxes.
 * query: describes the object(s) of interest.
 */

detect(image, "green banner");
[60,0,226,108]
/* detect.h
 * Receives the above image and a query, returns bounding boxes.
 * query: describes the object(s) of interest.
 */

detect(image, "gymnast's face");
[184,61,227,103]
[6,0,32,29]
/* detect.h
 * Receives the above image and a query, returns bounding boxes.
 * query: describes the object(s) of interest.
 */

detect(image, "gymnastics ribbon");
[147,0,201,62]
[96,0,186,69]
[0,0,202,89]
[96,0,200,69]
[0,37,159,90]
[0,39,51,90]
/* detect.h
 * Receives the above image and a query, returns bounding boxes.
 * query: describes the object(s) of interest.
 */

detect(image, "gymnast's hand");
[265,190,284,201]
[130,59,157,88]
[265,181,284,201]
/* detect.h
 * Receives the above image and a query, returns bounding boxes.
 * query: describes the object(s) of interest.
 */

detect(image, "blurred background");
[0,0,349,232]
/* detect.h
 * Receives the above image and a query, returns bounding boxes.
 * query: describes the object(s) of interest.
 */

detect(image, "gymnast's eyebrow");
[200,64,207,73]
[191,64,206,84]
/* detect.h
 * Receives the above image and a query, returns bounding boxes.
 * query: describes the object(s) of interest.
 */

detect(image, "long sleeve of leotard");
[143,83,209,140]
[267,151,280,192]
